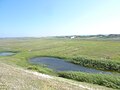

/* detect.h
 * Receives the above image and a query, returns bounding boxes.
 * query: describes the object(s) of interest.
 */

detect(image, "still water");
[0,52,16,56]
[29,57,112,74]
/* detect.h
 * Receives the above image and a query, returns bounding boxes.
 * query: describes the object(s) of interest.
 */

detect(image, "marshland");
[0,37,120,89]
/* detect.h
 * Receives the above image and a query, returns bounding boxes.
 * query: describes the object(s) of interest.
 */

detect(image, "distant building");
[70,36,75,39]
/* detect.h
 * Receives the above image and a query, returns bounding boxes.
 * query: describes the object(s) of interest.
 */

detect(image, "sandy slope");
[0,62,113,90]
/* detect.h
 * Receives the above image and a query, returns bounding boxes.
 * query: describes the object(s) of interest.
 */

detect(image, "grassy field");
[0,38,120,60]
[0,38,120,89]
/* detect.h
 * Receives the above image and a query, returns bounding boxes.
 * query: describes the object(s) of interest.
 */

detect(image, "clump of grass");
[27,65,56,75]
[71,57,120,72]
[58,71,120,89]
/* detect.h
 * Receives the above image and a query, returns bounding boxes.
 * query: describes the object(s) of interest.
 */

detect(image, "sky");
[0,0,120,37]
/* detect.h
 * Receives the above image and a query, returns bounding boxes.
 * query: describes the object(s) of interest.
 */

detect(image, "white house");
[70,36,75,39]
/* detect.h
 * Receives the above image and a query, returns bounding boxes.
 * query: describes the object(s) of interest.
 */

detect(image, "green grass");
[27,65,57,75]
[0,38,120,71]
[0,38,120,60]
[71,57,120,72]
[58,71,120,89]
[0,38,120,89]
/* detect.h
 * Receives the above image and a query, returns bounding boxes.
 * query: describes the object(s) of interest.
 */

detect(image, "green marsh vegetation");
[0,38,120,89]
[71,57,120,72]
[58,71,120,89]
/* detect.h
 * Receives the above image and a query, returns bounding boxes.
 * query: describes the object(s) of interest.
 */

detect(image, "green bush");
[71,57,120,72]
[58,71,120,89]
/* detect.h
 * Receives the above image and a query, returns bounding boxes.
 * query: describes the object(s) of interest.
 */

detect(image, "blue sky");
[0,0,120,37]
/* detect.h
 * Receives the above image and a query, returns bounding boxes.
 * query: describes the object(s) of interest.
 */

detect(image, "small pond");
[29,57,112,74]
[0,52,16,56]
